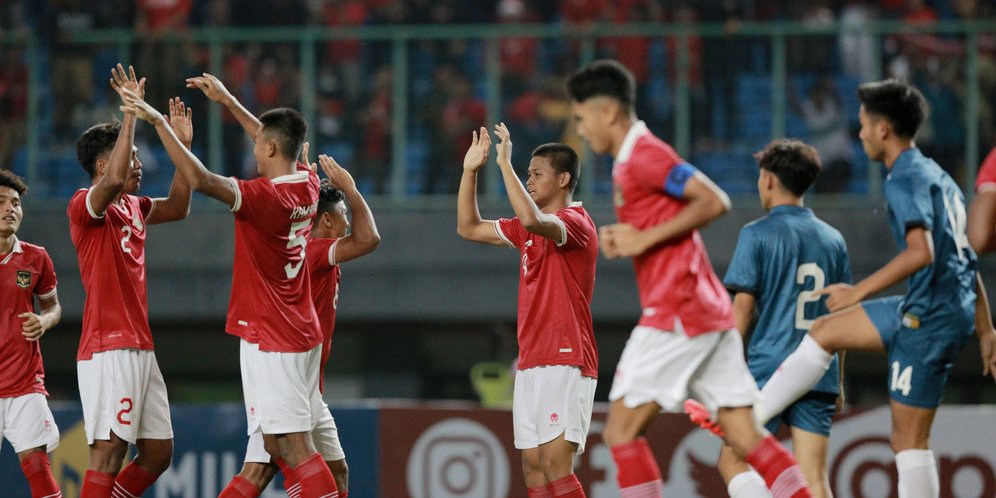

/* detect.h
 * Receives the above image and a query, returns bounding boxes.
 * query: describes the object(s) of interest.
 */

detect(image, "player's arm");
[817,227,933,312]
[186,73,261,140]
[119,89,238,208]
[968,190,996,254]
[493,123,565,243]
[731,292,755,337]
[147,97,194,225]
[20,292,61,342]
[457,127,505,246]
[318,155,381,263]
[974,273,996,382]
[601,171,730,258]
[90,64,146,217]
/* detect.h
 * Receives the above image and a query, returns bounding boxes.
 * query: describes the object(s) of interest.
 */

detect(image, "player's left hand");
[813,283,863,312]
[109,63,146,101]
[319,154,356,192]
[165,97,193,148]
[493,122,513,167]
[119,88,163,125]
[979,327,996,383]
[301,142,317,172]
[19,312,47,341]
[599,223,648,258]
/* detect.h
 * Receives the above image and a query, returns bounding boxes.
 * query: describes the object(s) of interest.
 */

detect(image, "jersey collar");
[0,236,22,265]
[615,120,648,165]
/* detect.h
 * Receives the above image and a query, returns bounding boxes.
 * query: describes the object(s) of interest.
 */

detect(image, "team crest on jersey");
[132,212,144,232]
[16,270,31,288]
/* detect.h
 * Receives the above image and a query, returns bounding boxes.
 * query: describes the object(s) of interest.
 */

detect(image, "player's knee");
[89,441,129,474]
[808,321,835,351]
[239,463,277,490]
[602,426,631,448]
[889,429,922,453]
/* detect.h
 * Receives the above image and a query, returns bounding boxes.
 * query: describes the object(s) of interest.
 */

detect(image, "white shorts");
[240,340,324,435]
[0,393,60,454]
[608,325,759,413]
[244,401,345,463]
[77,349,173,445]
[513,365,596,454]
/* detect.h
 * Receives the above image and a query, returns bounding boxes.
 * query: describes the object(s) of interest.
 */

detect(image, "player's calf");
[328,459,348,496]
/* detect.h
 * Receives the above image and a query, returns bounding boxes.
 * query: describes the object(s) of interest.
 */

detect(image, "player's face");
[571,99,610,154]
[123,146,143,193]
[0,186,23,236]
[858,105,885,162]
[526,156,564,208]
[757,168,773,210]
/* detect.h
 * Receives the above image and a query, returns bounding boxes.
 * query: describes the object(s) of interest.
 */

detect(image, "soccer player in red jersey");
[0,170,63,498]
[229,155,380,498]
[567,60,811,498]
[964,143,996,381]
[70,65,193,498]
[120,75,340,497]
[458,123,598,498]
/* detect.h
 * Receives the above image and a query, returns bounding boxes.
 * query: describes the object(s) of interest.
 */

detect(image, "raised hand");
[301,141,317,172]
[185,73,233,104]
[119,88,163,125]
[165,97,193,148]
[319,154,356,192]
[19,312,47,342]
[493,122,513,167]
[462,127,491,172]
[109,63,147,102]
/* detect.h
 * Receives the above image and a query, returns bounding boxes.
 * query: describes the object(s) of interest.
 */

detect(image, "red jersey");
[495,203,599,378]
[306,236,341,392]
[225,170,322,352]
[975,146,996,193]
[68,189,156,360]
[612,121,734,336]
[0,238,57,397]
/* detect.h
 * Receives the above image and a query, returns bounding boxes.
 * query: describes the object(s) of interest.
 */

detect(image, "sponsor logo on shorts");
[43,419,52,432]
[16,270,30,288]
[549,413,559,425]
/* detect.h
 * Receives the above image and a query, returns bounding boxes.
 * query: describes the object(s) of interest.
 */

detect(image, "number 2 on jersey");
[795,263,826,330]
[284,219,311,279]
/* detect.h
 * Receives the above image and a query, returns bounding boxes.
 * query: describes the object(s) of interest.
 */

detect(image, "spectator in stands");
[320,0,367,104]
[497,0,539,98]
[136,0,193,110]
[357,65,393,193]
[0,48,27,171]
[425,74,486,194]
[43,0,98,137]
[791,76,854,192]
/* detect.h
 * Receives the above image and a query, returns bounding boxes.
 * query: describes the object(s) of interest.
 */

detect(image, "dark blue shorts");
[764,391,836,437]
[862,296,973,408]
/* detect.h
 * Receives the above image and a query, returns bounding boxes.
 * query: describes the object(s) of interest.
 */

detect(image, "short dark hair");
[316,178,346,219]
[857,79,927,139]
[566,59,636,108]
[754,139,822,196]
[532,143,580,194]
[259,108,307,160]
[0,169,28,196]
[77,122,121,178]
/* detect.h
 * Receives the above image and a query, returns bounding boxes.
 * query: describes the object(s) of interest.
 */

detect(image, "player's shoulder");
[631,133,681,165]
[16,240,50,259]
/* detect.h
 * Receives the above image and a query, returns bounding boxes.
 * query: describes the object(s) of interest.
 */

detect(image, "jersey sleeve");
[231,177,271,219]
[723,225,761,294]
[885,175,933,233]
[836,240,853,285]
[138,196,155,221]
[553,208,593,250]
[67,190,105,227]
[495,217,527,249]
[34,249,58,299]
[631,146,698,200]
[976,147,996,193]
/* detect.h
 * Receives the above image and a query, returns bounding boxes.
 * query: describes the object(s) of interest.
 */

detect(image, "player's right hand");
[19,312,46,341]
[319,154,356,192]
[119,88,163,125]
[463,127,490,172]
[109,63,146,102]
[166,97,194,148]
[186,73,233,104]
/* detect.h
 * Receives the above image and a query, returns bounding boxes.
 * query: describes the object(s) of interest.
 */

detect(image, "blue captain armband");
[664,162,698,198]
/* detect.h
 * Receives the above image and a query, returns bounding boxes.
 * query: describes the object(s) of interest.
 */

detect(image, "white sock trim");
[896,449,936,469]
[728,470,771,498]
[799,335,833,365]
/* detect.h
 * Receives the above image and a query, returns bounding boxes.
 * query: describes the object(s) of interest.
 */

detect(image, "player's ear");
[558,171,570,189]
[95,158,108,177]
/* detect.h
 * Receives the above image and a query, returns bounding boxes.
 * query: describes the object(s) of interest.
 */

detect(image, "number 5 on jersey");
[284,219,311,279]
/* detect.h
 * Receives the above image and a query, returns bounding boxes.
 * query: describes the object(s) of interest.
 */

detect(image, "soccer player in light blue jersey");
[701,139,850,498]
[748,80,995,498]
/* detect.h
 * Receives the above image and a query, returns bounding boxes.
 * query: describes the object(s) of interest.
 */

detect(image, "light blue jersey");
[724,205,851,394]
[884,148,976,327]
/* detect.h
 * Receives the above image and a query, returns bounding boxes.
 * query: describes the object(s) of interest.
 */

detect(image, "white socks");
[896,449,939,498]
[728,470,772,498]
[754,335,833,424]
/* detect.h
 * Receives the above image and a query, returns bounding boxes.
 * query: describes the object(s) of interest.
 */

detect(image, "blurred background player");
[967,145,996,380]
[0,170,63,498]
[70,65,192,498]
[690,139,850,498]
[567,60,812,498]
[751,79,996,498]
[120,79,339,497]
[226,153,380,498]
[457,124,598,498]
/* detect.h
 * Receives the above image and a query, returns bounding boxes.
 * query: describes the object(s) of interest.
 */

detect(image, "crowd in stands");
[0,0,994,195]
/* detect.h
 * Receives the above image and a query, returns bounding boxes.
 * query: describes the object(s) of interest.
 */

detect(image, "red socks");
[218,476,261,498]
[294,452,339,498]
[80,470,115,498]
[610,438,664,497]
[549,474,586,497]
[746,436,811,498]
[277,458,302,498]
[20,451,62,498]
[114,461,158,498]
